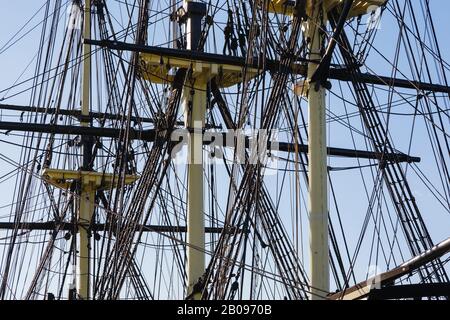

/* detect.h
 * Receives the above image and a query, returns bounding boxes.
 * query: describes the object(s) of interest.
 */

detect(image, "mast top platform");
[264,0,385,18]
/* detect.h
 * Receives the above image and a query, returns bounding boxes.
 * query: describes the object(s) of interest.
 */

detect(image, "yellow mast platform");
[267,0,385,300]
[139,32,258,300]
[42,168,139,300]
[263,0,385,17]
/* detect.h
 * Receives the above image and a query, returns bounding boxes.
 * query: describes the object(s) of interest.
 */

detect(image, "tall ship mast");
[0,0,449,300]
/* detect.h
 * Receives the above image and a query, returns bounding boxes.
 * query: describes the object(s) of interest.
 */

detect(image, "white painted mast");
[78,0,92,299]
[183,0,207,300]
[306,1,329,300]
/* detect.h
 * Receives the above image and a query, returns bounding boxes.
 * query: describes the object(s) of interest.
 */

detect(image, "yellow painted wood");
[77,187,95,299]
[184,79,207,299]
[79,0,91,299]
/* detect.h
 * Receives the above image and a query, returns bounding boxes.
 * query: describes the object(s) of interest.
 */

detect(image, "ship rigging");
[0,0,449,300]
